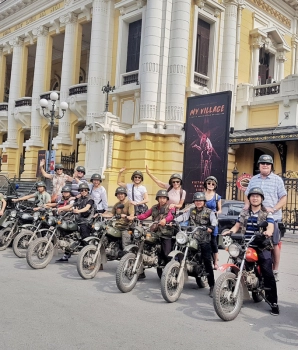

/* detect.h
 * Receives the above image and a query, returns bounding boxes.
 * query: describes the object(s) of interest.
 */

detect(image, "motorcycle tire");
[116,252,140,293]
[0,227,13,251]
[252,291,264,303]
[196,275,208,288]
[77,245,101,280]
[213,272,243,321]
[26,237,54,269]
[161,260,184,303]
[13,229,34,258]
[157,267,163,279]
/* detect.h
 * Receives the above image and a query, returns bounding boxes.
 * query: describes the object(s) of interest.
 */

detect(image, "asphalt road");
[0,236,297,350]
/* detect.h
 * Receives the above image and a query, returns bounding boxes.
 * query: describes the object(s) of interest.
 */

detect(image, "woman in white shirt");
[89,173,108,213]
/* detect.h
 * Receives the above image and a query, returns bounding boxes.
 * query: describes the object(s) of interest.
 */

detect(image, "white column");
[139,0,164,124]
[220,0,238,92]
[165,0,190,126]
[277,51,286,81]
[251,42,262,86]
[86,0,110,125]
[25,26,49,147]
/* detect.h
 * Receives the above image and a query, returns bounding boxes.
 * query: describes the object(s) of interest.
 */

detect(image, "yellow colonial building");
[0,0,297,205]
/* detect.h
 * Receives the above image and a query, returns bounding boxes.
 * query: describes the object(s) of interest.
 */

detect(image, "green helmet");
[131,170,143,181]
[61,185,72,193]
[193,192,206,202]
[78,183,89,192]
[76,166,86,174]
[248,187,264,200]
[204,176,218,188]
[169,173,183,185]
[115,187,127,196]
[36,181,46,189]
[257,154,273,165]
[155,190,169,200]
[91,173,102,182]
[55,163,64,170]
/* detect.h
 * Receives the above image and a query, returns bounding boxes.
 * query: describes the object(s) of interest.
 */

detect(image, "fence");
[61,151,76,176]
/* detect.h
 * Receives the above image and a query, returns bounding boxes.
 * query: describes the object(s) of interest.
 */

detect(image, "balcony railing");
[69,83,87,96]
[15,98,32,107]
[253,83,280,97]
[40,91,60,100]
[194,72,209,87]
[122,70,139,85]
[0,103,8,111]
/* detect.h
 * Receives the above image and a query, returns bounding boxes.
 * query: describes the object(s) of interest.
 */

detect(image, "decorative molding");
[59,12,78,25]
[195,0,206,8]
[32,25,49,37]
[9,36,24,47]
[230,133,298,144]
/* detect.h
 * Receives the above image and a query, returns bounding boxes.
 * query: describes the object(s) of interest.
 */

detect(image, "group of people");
[9,154,286,316]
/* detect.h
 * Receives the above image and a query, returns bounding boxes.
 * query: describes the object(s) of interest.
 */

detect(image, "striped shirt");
[237,210,274,239]
[245,173,286,221]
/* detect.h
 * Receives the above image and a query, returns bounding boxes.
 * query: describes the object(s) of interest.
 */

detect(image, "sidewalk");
[283,230,298,243]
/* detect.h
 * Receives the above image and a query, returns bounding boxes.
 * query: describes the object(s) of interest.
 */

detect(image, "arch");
[50,73,61,91]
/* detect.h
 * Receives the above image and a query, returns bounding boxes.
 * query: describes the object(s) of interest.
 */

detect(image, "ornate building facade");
[0,0,297,204]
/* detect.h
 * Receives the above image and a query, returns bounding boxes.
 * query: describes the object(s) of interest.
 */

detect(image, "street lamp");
[102,81,115,112]
[39,91,68,173]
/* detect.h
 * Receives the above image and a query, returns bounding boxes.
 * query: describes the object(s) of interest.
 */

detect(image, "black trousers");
[79,223,91,239]
[200,242,215,287]
[258,249,278,304]
[160,238,173,262]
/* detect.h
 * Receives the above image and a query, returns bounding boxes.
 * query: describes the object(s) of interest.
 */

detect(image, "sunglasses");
[260,162,271,165]
[56,169,63,171]
[134,176,142,179]
[80,189,89,192]
[207,182,215,186]
[172,181,181,184]
[77,171,84,173]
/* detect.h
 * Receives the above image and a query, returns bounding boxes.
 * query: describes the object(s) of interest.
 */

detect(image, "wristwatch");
[273,207,277,212]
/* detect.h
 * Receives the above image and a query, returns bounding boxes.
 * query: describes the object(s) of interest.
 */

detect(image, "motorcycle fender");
[168,250,184,261]
[123,244,139,254]
[19,224,33,230]
[99,244,107,264]
[218,263,240,274]
[83,236,100,244]
[2,220,14,228]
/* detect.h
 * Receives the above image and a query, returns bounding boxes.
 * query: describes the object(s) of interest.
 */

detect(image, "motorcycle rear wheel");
[26,237,54,269]
[77,245,101,279]
[161,260,184,303]
[0,227,13,251]
[213,272,243,321]
[116,253,140,293]
[13,229,33,258]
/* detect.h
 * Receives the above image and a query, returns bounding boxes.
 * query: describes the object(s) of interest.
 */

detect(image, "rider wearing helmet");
[45,185,75,212]
[12,181,51,210]
[117,168,149,214]
[145,166,186,210]
[245,154,287,282]
[175,192,217,297]
[89,173,108,213]
[225,187,279,316]
[71,166,88,197]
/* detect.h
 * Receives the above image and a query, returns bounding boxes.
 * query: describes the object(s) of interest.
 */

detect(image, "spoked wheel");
[161,260,184,303]
[0,227,13,251]
[77,245,100,280]
[213,272,243,321]
[196,275,208,288]
[252,290,264,303]
[116,253,140,293]
[26,237,54,269]
[13,229,34,258]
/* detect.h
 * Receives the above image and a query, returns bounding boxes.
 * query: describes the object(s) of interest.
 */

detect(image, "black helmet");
[204,176,218,188]
[55,163,64,170]
[155,189,169,200]
[115,187,127,196]
[257,154,273,165]
[78,183,89,192]
[91,173,102,182]
[248,187,264,200]
[76,166,86,174]
[131,170,143,181]
[61,185,72,193]
[193,192,206,202]
[36,181,46,189]
[169,173,183,185]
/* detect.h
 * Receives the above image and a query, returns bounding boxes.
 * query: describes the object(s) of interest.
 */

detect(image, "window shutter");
[126,20,142,73]
[195,19,210,75]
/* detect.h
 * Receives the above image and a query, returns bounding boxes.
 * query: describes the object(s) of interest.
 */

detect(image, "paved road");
[0,238,297,350]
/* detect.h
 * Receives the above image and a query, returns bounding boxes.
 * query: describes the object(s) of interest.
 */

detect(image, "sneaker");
[270,303,280,316]
[273,270,279,282]
[138,272,146,280]
[209,286,214,298]
[55,257,68,263]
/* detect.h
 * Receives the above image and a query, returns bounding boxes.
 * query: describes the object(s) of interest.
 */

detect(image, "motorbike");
[115,220,166,293]
[213,222,272,321]
[12,208,54,258]
[160,224,209,303]
[0,202,35,251]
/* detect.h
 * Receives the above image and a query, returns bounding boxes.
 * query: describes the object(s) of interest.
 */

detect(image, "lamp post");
[39,91,68,174]
[102,81,115,112]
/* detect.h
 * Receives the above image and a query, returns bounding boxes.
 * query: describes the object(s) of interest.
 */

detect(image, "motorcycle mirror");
[258,221,268,228]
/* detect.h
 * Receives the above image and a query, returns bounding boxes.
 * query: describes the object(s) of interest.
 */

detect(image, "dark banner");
[183,91,232,203]
[36,150,46,177]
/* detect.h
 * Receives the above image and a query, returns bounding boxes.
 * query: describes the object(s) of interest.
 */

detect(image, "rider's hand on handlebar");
[127,215,136,221]
[12,198,18,203]
[159,218,166,227]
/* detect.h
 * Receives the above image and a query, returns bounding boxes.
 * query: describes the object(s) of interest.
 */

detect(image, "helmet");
[155,190,169,200]
[55,163,64,170]
[131,170,143,181]
[204,176,218,188]
[78,183,89,192]
[61,185,71,193]
[115,187,127,196]
[257,154,273,165]
[169,173,183,185]
[76,166,86,174]
[248,187,264,200]
[36,181,46,189]
[193,192,206,202]
[91,173,102,182]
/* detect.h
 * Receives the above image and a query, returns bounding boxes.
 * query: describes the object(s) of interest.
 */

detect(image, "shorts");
[272,222,281,245]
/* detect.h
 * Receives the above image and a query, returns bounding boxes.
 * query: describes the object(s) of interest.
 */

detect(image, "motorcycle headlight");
[133,227,143,238]
[33,212,40,221]
[10,210,17,218]
[94,222,102,231]
[228,243,241,257]
[176,232,188,245]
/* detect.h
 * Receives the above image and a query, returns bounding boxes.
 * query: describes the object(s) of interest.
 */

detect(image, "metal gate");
[61,151,76,176]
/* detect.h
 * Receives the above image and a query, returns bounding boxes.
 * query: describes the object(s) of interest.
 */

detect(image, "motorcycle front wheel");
[161,260,184,303]
[0,227,13,251]
[77,245,101,279]
[116,253,140,293]
[26,237,54,269]
[13,229,34,258]
[213,272,243,321]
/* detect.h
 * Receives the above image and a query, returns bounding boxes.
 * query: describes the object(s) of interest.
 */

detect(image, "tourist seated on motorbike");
[0,192,7,217]
[175,192,217,297]
[45,185,75,213]
[222,187,279,316]
[12,181,51,210]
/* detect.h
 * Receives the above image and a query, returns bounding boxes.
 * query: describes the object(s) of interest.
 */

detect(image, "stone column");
[165,0,191,127]
[251,39,263,86]
[139,0,164,124]
[277,50,286,81]
[0,47,6,102]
